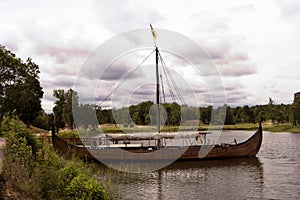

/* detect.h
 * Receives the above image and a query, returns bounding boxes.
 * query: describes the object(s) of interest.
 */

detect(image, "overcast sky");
[1,0,300,112]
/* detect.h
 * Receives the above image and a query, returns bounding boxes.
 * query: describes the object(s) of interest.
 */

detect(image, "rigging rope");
[158,50,197,122]
[77,49,156,127]
[98,49,155,107]
[158,51,186,105]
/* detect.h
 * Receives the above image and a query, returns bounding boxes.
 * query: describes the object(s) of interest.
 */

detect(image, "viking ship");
[52,25,262,162]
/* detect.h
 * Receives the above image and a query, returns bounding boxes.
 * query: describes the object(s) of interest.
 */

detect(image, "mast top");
[150,23,158,47]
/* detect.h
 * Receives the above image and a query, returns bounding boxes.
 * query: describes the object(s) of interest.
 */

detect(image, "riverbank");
[57,123,299,138]
[101,123,300,133]
[0,119,112,200]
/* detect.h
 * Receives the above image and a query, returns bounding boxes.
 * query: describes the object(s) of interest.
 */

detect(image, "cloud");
[205,42,249,65]
[2,41,18,52]
[93,0,164,33]
[35,45,91,64]
[225,91,248,104]
[218,63,256,77]
[277,0,300,19]
[1,0,299,111]
[229,4,255,13]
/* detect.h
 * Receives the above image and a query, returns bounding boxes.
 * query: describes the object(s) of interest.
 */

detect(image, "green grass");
[203,123,300,133]
[263,123,300,133]
[58,123,300,137]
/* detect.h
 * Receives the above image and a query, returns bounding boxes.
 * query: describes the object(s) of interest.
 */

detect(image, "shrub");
[1,118,108,200]
[66,174,108,200]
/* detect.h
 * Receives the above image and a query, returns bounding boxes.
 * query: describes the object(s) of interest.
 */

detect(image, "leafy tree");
[53,89,66,132]
[63,89,78,130]
[53,89,79,131]
[291,100,300,126]
[224,105,234,125]
[240,105,255,123]
[0,45,43,127]
[31,110,50,130]
[76,104,99,130]
[129,101,154,125]
[267,97,277,123]
[163,102,181,125]
[211,105,226,125]
[96,108,116,124]
[200,106,212,124]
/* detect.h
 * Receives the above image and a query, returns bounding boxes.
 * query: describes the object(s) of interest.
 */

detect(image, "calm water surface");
[109,131,300,200]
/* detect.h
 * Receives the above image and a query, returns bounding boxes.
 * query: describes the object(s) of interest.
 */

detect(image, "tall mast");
[156,47,161,135]
[151,24,161,147]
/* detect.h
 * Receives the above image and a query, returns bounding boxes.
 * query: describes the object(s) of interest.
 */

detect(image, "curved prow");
[259,121,262,133]
[247,122,263,156]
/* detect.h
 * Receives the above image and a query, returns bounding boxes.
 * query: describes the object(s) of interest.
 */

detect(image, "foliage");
[65,174,108,200]
[1,118,108,200]
[53,89,66,131]
[75,104,98,131]
[0,45,43,127]
[53,86,297,129]
[31,110,50,130]
[53,88,78,131]
[291,98,300,126]
[94,100,295,127]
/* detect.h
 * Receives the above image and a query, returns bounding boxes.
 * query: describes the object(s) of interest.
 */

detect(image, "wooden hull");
[52,124,262,162]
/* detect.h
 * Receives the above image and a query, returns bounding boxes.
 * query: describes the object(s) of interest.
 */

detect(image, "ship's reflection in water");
[113,158,263,200]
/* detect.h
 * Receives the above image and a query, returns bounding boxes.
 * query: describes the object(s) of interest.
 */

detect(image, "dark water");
[111,131,300,200]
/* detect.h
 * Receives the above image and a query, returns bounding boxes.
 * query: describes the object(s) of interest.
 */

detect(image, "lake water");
[109,131,300,200]
[0,132,299,199]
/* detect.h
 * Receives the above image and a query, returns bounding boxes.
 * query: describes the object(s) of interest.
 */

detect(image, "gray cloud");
[229,4,255,13]
[93,0,164,33]
[277,0,300,19]
[36,45,91,64]
[2,0,298,111]
[218,64,256,77]
[226,92,248,104]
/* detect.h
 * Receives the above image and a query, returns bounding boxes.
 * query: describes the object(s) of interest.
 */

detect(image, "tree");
[53,89,66,132]
[291,100,300,126]
[63,89,78,130]
[164,102,181,125]
[53,89,79,131]
[267,97,277,123]
[75,104,98,131]
[224,105,234,125]
[0,45,43,127]
[200,106,212,124]
[129,101,154,125]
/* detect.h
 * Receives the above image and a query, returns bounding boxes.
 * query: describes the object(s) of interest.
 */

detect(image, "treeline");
[94,98,298,126]
[52,88,300,130]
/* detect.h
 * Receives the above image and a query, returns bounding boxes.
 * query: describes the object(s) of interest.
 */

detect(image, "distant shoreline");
[57,123,300,138]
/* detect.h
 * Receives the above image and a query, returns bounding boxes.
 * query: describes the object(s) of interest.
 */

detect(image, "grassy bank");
[0,118,112,200]
[57,123,300,139]
[262,124,300,133]
[202,123,300,133]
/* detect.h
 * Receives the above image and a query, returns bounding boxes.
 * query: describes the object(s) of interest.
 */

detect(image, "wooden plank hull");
[52,124,262,162]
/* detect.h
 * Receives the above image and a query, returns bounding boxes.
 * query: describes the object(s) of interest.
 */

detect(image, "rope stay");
[158,51,186,105]
[157,50,197,122]
[98,49,155,107]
